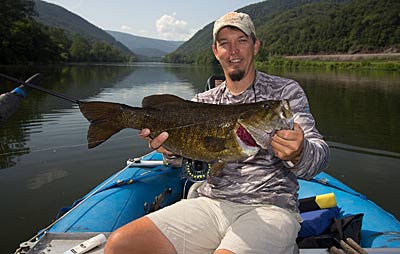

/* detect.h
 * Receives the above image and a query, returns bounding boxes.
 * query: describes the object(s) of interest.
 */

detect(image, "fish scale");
[79,94,293,163]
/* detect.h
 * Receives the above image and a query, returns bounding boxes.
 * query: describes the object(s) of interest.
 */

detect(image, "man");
[105,12,329,254]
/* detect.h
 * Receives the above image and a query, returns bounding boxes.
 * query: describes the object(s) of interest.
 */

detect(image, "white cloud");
[121,25,132,31]
[137,29,152,37]
[155,14,195,41]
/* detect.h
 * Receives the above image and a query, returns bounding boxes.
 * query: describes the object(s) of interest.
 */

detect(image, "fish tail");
[79,101,130,149]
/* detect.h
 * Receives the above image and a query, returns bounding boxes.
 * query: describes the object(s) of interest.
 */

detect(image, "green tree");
[0,0,35,63]
[89,41,127,62]
[0,0,35,31]
[90,41,110,62]
[70,36,91,62]
[44,26,71,61]
[166,0,400,64]
[9,19,63,63]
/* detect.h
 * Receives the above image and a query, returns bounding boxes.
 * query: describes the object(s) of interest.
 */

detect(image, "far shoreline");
[256,53,400,71]
[283,53,400,61]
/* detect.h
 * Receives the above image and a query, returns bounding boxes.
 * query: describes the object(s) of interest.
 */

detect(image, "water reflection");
[0,65,134,168]
[268,68,400,153]
[26,168,68,190]
[0,64,399,254]
[0,63,222,169]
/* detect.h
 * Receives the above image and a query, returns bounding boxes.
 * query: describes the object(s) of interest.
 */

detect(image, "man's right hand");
[139,128,173,155]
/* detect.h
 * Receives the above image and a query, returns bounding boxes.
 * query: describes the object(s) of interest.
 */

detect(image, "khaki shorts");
[146,197,300,254]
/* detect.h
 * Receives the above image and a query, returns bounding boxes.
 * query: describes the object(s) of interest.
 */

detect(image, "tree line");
[0,0,133,65]
[166,0,400,65]
[257,0,400,56]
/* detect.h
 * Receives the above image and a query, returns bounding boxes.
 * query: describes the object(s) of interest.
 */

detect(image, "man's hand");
[139,128,173,155]
[271,123,304,164]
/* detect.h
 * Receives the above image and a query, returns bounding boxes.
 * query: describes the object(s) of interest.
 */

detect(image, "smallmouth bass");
[79,94,293,162]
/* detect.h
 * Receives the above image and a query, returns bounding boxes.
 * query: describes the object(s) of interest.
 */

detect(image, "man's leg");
[217,205,300,254]
[104,216,176,254]
[147,197,229,254]
[106,197,230,254]
[214,249,234,254]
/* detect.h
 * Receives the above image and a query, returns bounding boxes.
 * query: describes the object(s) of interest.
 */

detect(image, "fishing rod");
[0,73,43,125]
[0,73,82,104]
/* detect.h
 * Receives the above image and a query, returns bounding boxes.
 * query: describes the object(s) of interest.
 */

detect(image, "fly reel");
[182,159,210,182]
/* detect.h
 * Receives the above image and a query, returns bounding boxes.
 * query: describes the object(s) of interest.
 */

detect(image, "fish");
[79,94,293,163]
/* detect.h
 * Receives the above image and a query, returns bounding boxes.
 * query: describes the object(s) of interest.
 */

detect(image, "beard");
[228,69,245,81]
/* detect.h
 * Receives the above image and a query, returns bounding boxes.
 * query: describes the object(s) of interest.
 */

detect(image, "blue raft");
[19,152,400,254]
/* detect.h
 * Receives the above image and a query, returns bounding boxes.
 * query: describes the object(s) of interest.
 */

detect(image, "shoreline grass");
[256,56,400,71]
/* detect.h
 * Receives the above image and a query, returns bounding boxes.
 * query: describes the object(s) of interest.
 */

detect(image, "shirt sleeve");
[281,80,330,179]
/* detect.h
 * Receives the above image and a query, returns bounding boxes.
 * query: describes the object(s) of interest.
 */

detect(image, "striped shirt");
[193,71,330,213]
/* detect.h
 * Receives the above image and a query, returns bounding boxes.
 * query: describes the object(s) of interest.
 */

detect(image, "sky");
[42,0,263,41]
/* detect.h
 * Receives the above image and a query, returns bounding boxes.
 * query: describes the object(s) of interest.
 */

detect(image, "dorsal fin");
[142,94,200,109]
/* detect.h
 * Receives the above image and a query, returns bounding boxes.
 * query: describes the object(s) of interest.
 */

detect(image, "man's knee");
[104,217,176,254]
[214,249,235,254]
[104,230,122,254]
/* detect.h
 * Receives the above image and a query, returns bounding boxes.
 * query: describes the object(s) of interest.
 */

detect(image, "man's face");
[213,27,260,82]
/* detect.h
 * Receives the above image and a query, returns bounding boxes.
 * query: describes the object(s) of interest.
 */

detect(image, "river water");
[0,63,399,253]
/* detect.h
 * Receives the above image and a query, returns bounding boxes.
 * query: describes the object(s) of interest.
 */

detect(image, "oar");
[0,73,82,104]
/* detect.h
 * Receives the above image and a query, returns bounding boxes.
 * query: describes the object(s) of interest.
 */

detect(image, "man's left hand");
[271,123,304,164]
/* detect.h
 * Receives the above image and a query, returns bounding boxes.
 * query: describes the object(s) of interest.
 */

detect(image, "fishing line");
[0,105,269,157]
[0,110,251,157]
[1,72,267,133]
[0,73,287,156]
[1,109,256,157]
[0,103,276,158]
[0,142,90,157]
[0,133,140,157]
[0,73,82,104]
[0,109,252,157]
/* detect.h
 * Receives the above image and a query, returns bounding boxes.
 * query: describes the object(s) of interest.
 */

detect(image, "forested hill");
[107,31,184,60]
[165,0,400,64]
[33,0,133,56]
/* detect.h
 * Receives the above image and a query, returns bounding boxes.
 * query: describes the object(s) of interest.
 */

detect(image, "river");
[0,63,399,253]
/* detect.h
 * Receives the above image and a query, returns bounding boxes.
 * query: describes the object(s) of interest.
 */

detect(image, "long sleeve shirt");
[193,71,330,213]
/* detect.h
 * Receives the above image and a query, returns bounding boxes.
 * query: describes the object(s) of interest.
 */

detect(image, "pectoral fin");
[209,161,226,177]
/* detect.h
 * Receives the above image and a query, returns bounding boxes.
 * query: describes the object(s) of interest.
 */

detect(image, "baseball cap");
[213,12,256,41]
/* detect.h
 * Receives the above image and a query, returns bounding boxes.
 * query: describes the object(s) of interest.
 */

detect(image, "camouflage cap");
[213,12,256,41]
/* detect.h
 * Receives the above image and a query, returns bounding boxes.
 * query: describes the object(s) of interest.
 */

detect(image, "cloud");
[138,29,151,37]
[121,25,132,31]
[155,14,195,41]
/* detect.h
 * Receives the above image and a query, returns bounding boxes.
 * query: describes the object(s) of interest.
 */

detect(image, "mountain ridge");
[166,0,400,64]
[106,30,184,59]
[33,0,134,56]
[33,0,185,60]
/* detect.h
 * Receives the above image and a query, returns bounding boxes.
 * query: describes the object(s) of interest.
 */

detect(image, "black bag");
[297,213,364,248]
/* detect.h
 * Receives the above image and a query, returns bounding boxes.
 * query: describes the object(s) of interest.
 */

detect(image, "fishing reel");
[182,159,210,182]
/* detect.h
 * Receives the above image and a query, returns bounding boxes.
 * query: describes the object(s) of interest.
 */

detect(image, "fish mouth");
[236,124,257,147]
[235,124,259,157]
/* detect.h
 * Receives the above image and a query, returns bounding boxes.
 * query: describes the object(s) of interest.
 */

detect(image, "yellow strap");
[315,192,337,209]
